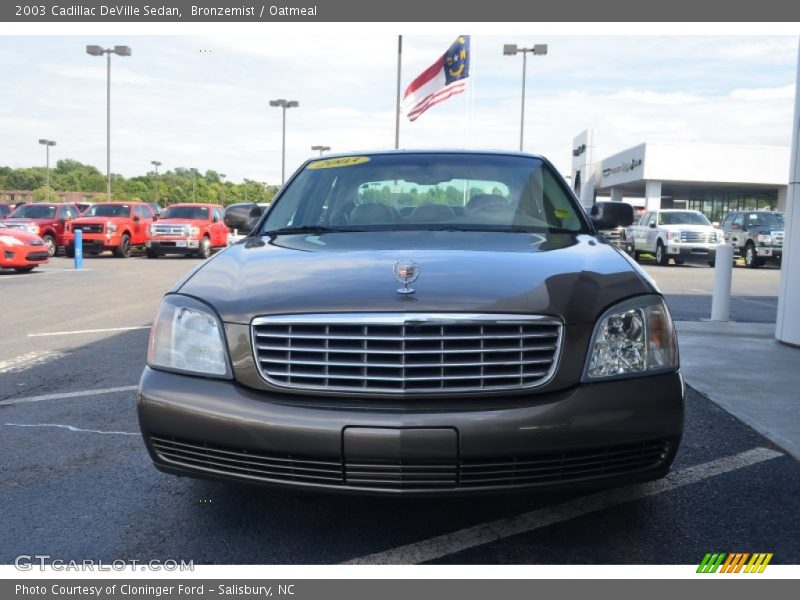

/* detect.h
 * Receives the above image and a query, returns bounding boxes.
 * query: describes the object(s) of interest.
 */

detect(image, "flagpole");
[394,35,402,149]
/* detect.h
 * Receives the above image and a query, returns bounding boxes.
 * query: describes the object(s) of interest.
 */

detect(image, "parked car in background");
[590,201,629,249]
[0,221,49,273]
[625,209,721,266]
[75,202,95,214]
[145,203,228,259]
[3,202,81,256]
[64,202,155,258]
[720,210,784,268]
[0,203,13,219]
[138,150,683,496]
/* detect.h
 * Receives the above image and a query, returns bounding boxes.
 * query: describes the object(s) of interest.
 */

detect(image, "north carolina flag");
[403,35,470,122]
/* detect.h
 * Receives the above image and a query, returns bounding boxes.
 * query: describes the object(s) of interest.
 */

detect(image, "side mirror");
[213,215,220,223]
[712,221,720,228]
[649,222,656,229]
[133,215,140,222]
[63,214,72,222]
[152,214,159,221]
[590,202,634,230]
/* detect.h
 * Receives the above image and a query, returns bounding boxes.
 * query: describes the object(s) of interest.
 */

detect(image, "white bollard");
[711,243,734,321]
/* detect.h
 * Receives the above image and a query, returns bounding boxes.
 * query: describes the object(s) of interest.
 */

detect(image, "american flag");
[403,36,470,122]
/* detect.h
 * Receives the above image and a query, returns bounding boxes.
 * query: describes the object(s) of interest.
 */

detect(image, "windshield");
[9,204,56,219]
[747,213,784,229]
[258,153,587,234]
[658,211,711,226]
[161,206,209,220]
[83,204,131,218]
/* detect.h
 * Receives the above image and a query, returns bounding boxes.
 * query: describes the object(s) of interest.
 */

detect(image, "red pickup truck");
[64,202,155,258]
[3,203,81,256]
[145,203,229,259]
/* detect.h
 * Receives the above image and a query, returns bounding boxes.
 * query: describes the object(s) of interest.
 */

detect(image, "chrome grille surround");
[72,223,104,234]
[251,313,563,394]
[680,231,715,243]
[772,231,784,247]
[153,223,189,236]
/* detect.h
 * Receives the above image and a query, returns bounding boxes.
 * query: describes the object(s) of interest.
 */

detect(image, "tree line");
[0,159,278,206]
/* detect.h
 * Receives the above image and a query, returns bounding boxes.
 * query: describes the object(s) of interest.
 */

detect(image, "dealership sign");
[602,158,643,178]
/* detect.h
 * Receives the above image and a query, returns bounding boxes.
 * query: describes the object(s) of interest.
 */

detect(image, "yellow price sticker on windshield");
[553,209,569,219]
[307,156,370,169]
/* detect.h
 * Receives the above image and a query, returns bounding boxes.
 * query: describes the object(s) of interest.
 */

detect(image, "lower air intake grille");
[150,436,671,491]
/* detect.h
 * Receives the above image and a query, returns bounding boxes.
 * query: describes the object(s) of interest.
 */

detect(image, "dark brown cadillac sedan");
[138,150,684,495]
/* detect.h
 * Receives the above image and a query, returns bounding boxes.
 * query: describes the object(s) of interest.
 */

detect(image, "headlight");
[756,234,772,245]
[188,226,200,236]
[107,222,118,233]
[584,295,678,381]
[147,295,231,378]
[0,234,24,246]
[27,224,40,234]
[149,224,158,235]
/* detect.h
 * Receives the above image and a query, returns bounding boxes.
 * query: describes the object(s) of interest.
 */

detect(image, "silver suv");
[720,211,784,268]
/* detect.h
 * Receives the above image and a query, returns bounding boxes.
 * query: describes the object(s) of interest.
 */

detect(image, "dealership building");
[570,129,790,223]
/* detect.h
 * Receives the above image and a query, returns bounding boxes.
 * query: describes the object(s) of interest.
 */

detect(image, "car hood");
[0,227,42,244]
[154,218,204,225]
[660,224,715,231]
[4,218,55,225]
[177,231,654,325]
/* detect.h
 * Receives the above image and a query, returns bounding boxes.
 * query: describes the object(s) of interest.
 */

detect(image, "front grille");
[600,228,623,243]
[73,223,104,234]
[252,313,562,394]
[25,251,49,262]
[680,231,714,243]
[150,435,671,491]
[153,224,188,236]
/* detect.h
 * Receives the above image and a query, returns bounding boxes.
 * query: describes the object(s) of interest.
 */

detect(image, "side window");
[136,205,152,219]
[732,213,744,229]
[721,214,734,230]
[214,208,224,222]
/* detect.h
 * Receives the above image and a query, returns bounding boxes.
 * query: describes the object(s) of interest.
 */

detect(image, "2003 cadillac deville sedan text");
[137,151,684,495]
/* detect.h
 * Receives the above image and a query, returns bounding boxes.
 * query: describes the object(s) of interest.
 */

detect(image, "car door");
[730,213,745,250]
[213,207,227,246]
[134,205,154,244]
[633,212,649,251]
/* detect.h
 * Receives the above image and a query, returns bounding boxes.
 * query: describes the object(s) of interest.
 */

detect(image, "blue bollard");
[74,229,83,270]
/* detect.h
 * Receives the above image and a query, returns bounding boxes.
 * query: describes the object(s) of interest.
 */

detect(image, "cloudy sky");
[0,35,797,184]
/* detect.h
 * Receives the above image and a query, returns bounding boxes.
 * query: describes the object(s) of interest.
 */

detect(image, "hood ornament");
[394,259,420,295]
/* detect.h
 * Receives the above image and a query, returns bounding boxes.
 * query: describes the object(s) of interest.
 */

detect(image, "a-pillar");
[609,188,623,202]
[776,42,800,346]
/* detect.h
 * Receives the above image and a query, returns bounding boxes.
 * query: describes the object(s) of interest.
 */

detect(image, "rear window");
[259,153,587,234]
[161,206,210,220]
[10,204,56,219]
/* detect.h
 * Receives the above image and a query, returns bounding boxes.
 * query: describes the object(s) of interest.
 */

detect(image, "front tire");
[744,243,761,268]
[146,249,159,259]
[197,237,211,259]
[42,234,56,257]
[114,234,131,258]
[655,241,669,266]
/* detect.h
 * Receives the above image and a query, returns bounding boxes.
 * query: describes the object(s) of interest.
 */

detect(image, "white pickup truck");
[624,209,722,267]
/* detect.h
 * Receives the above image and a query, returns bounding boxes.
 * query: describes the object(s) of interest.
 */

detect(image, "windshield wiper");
[261,225,344,236]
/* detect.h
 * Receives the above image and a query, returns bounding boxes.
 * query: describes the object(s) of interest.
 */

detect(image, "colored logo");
[307,156,370,170]
[697,552,773,574]
[394,259,420,295]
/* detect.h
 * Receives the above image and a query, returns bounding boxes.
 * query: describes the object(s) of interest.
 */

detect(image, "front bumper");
[666,243,717,262]
[64,232,122,252]
[137,367,685,495]
[0,246,49,268]
[756,246,782,260]
[146,239,200,254]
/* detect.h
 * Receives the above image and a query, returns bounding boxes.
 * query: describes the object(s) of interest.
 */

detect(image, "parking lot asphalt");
[0,253,794,565]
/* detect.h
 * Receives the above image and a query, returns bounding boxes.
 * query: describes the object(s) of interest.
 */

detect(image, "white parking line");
[0,350,65,374]
[0,385,138,406]
[4,423,139,436]
[28,325,151,337]
[344,447,783,565]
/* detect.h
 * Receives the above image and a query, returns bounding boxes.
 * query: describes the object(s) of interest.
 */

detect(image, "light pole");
[219,173,226,204]
[86,44,131,201]
[269,99,299,185]
[38,139,56,201]
[150,160,161,204]
[503,43,547,152]
[311,145,331,156]
[191,169,197,203]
